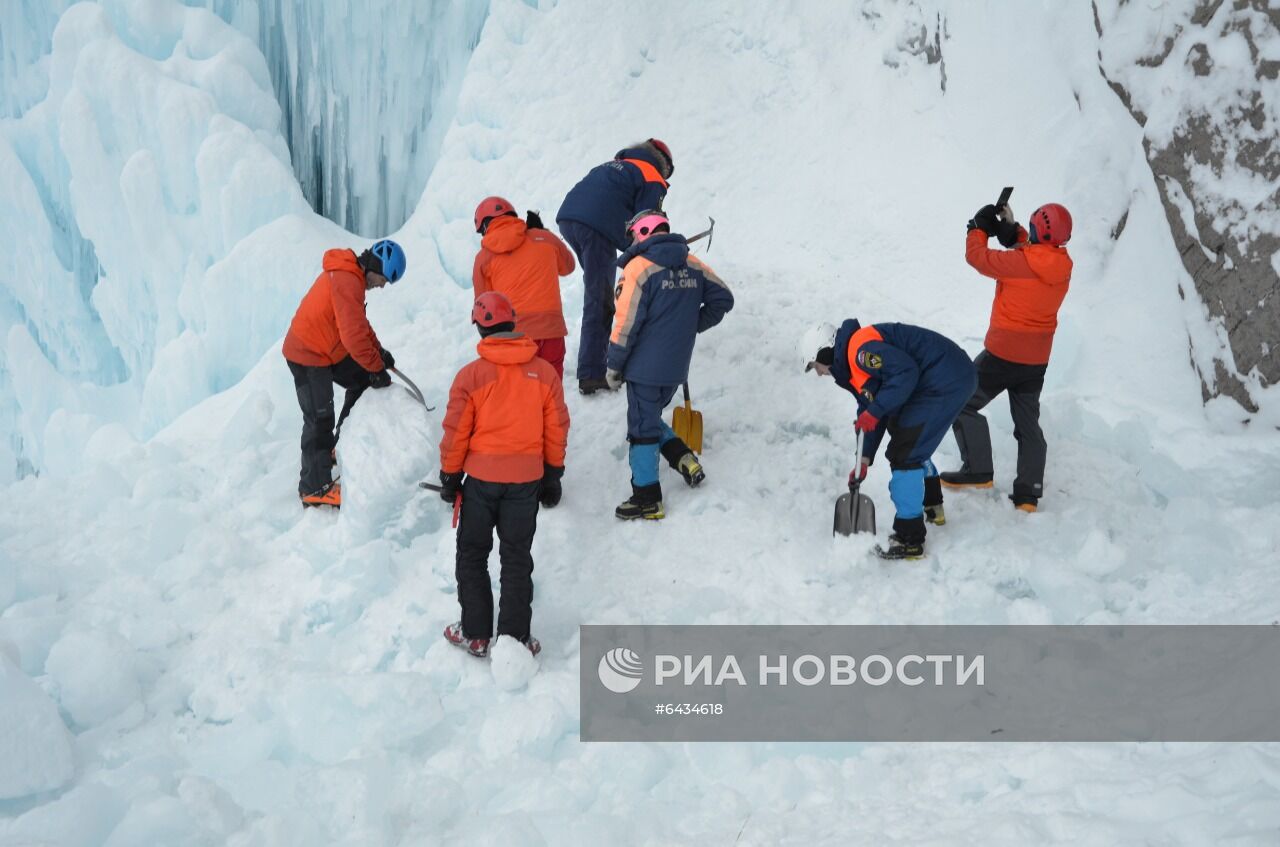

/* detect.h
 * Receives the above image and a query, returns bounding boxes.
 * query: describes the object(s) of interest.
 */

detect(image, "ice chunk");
[44,628,142,728]
[490,635,539,691]
[0,652,75,799]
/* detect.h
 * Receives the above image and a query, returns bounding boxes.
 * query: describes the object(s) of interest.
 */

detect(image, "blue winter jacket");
[606,233,734,386]
[831,319,973,459]
[556,147,669,250]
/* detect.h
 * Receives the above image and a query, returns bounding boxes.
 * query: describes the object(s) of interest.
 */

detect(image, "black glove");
[994,219,1020,248]
[525,210,544,230]
[380,347,395,369]
[439,471,464,503]
[969,204,1000,237]
[368,369,392,389]
[539,464,564,508]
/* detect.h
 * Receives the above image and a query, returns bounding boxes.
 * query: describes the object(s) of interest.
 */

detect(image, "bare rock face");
[1096,0,1279,412]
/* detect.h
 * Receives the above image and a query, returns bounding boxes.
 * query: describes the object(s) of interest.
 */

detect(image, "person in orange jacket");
[438,292,570,659]
[942,201,1073,512]
[471,196,576,378]
[283,239,406,508]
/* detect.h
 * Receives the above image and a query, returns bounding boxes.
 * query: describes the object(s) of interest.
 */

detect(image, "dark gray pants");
[456,477,540,641]
[287,356,370,496]
[950,350,1048,502]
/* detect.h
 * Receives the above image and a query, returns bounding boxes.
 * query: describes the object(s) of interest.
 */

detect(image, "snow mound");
[0,652,74,800]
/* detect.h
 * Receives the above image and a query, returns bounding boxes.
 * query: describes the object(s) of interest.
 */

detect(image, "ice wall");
[193,0,491,236]
[0,0,316,478]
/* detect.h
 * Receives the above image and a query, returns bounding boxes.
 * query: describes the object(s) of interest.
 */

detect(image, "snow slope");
[3,1,1280,844]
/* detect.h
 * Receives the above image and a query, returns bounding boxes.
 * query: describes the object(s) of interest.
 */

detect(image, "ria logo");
[597,647,643,693]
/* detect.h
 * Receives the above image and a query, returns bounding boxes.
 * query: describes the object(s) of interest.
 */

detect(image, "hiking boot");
[524,636,542,657]
[616,481,664,521]
[301,481,341,508]
[615,498,665,520]
[940,471,994,488]
[660,438,704,488]
[1010,494,1038,513]
[676,453,705,488]
[578,377,613,395]
[876,534,926,560]
[924,504,946,525]
[444,622,490,658]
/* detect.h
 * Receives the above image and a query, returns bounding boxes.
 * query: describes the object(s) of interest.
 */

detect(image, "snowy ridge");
[2,0,1280,844]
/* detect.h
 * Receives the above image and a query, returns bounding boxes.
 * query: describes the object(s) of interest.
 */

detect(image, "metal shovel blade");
[671,383,703,453]
[833,486,877,536]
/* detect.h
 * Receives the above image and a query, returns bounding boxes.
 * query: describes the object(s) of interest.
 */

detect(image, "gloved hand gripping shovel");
[418,481,462,528]
[833,430,877,536]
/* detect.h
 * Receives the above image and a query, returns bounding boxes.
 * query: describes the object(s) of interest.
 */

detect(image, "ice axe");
[390,367,434,411]
[833,431,877,537]
[671,382,703,454]
[684,216,715,251]
[419,481,462,528]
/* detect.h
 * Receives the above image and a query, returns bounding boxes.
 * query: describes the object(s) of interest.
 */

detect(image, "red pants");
[535,337,565,379]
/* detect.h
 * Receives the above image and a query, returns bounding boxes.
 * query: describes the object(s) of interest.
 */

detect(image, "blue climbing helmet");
[368,239,407,283]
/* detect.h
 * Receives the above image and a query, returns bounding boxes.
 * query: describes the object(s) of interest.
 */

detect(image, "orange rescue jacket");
[439,334,570,483]
[283,249,385,372]
[965,228,1072,365]
[472,216,575,340]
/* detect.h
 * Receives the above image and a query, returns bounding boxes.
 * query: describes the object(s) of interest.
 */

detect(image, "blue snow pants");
[885,359,977,519]
[626,382,679,486]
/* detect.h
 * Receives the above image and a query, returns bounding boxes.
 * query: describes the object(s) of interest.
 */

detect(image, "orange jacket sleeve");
[548,231,576,276]
[966,229,1035,280]
[541,369,570,467]
[471,249,493,297]
[331,272,384,372]
[439,368,477,474]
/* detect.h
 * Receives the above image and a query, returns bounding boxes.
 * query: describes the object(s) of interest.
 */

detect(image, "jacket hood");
[1021,243,1073,283]
[614,146,662,170]
[477,334,538,365]
[617,232,689,269]
[323,248,364,277]
[480,215,527,254]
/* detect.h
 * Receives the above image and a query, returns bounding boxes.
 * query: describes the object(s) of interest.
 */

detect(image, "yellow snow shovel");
[671,382,703,453]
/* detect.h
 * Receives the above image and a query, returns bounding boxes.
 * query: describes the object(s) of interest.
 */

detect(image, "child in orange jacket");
[437,292,570,658]
[472,196,576,378]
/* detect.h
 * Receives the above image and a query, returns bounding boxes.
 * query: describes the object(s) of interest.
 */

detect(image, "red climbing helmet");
[1029,203,1073,246]
[648,138,673,176]
[626,209,670,243]
[473,196,515,233]
[472,291,516,328]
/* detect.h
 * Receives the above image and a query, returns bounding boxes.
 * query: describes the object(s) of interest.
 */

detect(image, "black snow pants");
[287,356,371,496]
[950,350,1049,503]
[455,477,540,642]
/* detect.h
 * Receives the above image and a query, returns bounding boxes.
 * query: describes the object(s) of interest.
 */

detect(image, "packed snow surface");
[3,0,1280,844]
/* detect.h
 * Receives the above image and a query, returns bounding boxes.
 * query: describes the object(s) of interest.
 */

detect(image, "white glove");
[605,369,623,390]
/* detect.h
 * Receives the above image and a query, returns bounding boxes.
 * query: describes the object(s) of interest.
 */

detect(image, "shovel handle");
[682,382,692,409]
